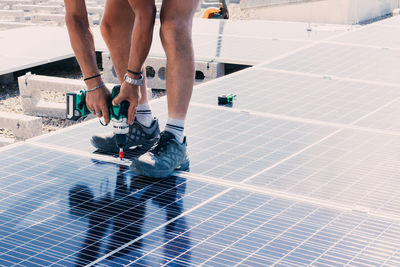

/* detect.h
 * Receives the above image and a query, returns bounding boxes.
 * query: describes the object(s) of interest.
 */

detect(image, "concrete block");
[31,13,90,26]
[87,6,103,15]
[0,21,35,29]
[102,52,224,90]
[0,10,25,22]
[0,111,42,140]
[44,0,65,6]
[0,0,33,8]
[18,72,151,118]
[15,4,64,13]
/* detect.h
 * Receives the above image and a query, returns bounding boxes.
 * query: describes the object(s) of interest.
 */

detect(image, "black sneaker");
[91,118,160,153]
[132,131,190,178]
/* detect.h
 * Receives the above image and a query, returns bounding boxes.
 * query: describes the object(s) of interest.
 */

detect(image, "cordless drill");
[66,85,129,160]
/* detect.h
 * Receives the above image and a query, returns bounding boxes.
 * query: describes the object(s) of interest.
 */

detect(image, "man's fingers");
[101,105,110,124]
[127,104,137,125]
[86,102,94,114]
[94,107,102,118]
[112,94,123,106]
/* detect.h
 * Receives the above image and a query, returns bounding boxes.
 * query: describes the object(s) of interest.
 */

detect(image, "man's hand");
[112,81,139,125]
[86,85,111,124]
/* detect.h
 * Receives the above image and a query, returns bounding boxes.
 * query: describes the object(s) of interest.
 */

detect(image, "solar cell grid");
[214,36,310,65]
[2,15,400,266]
[0,144,227,266]
[32,100,336,182]
[100,189,400,267]
[263,42,400,84]
[191,68,400,125]
[246,129,400,218]
[355,98,400,132]
[331,25,400,49]
[190,19,349,41]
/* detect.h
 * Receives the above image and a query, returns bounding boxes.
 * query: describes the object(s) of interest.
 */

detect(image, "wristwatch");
[123,73,144,86]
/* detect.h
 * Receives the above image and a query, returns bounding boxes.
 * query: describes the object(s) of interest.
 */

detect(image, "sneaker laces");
[149,131,175,156]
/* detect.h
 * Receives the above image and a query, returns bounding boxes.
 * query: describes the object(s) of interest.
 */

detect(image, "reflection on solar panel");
[1,15,400,266]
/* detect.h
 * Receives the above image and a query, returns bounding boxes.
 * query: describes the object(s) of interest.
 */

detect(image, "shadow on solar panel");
[68,165,189,265]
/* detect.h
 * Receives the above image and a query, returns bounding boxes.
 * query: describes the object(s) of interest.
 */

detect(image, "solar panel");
[0,26,74,75]
[213,20,351,41]
[106,191,400,267]
[0,144,226,266]
[150,34,312,65]
[376,15,400,27]
[191,67,400,125]
[1,19,336,77]
[2,14,400,267]
[355,99,400,132]
[32,99,336,182]
[263,42,400,84]
[2,142,399,266]
[331,25,400,49]
[246,129,400,217]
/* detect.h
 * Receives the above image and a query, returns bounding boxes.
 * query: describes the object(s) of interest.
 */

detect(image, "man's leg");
[91,0,160,153]
[133,0,199,178]
[100,0,150,106]
[160,0,199,122]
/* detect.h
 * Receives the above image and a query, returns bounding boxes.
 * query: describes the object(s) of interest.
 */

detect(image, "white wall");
[238,0,400,24]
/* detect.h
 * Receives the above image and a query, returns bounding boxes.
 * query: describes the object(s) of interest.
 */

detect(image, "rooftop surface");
[0,19,352,75]
[1,15,400,266]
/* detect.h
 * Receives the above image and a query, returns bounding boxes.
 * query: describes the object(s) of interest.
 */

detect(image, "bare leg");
[159,0,200,120]
[100,0,150,104]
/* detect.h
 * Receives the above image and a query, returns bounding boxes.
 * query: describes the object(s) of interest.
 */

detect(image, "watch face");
[124,74,143,86]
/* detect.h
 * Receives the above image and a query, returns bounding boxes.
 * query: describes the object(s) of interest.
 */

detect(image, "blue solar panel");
[262,42,400,84]
[98,189,400,266]
[0,144,226,266]
[246,128,400,217]
[32,99,336,182]
[191,68,400,125]
[332,24,400,49]
[2,16,400,266]
[1,139,400,266]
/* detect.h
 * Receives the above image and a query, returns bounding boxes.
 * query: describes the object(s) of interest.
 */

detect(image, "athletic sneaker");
[91,118,160,153]
[132,131,190,178]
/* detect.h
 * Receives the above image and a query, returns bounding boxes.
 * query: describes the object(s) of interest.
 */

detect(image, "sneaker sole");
[91,137,157,154]
[132,159,190,178]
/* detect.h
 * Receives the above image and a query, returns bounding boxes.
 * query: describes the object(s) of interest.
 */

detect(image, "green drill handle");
[66,85,129,122]
[109,85,129,121]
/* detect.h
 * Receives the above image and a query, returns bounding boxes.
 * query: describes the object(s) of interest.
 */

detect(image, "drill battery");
[66,85,129,122]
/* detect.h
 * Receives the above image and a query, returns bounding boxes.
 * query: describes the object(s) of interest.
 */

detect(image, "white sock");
[165,118,185,143]
[136,103,153,127]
